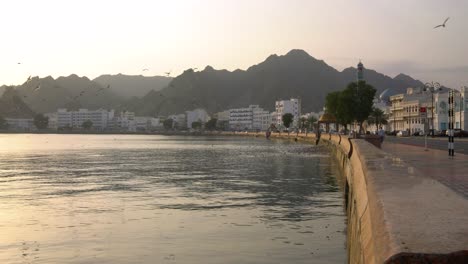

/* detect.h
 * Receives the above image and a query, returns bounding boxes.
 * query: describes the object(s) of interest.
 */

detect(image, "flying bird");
[434,17,449,29]
[142,68,149,71]
[165,71,171,77]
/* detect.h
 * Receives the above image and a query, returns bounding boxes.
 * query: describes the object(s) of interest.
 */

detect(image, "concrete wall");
[323,134,468,264]
[223,131,468,263]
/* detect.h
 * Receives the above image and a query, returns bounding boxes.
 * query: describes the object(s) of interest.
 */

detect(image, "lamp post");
[424,82,441,137]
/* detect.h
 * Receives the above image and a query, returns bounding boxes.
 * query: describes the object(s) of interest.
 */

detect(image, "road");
[384,135,468,155]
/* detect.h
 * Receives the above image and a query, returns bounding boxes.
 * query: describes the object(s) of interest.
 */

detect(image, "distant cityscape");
[2,61,467,134]
[2,97,313,133]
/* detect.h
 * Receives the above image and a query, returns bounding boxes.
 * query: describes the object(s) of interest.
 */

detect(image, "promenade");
[382,141,468,199]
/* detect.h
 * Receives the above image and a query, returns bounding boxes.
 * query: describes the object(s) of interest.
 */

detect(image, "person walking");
[378,126,385,143]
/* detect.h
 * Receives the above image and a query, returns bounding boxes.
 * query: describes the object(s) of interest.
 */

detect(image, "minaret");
[357,60,364,82]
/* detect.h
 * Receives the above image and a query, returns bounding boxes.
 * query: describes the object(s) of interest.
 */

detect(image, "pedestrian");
[378,126,385,143]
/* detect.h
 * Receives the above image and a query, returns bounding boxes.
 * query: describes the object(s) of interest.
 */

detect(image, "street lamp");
[424,82,441,137]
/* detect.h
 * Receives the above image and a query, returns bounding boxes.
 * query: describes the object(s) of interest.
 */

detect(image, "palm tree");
[368,108,388,129]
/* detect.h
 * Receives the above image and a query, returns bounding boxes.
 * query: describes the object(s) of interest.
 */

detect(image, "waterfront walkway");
[382,141,468,199]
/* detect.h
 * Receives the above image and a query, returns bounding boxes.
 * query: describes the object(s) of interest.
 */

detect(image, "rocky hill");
[127,49,425,116]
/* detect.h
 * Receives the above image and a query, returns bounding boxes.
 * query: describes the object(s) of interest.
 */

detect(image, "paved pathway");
[381,141,468,199]
[385,136,468,155]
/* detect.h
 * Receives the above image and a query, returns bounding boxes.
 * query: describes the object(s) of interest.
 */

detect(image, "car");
[397,130,409,137]
[445,129,468,137]
[386,130,398,136]
[412,131,423,136]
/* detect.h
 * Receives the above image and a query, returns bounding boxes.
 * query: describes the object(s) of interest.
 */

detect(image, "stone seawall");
[224,131,468,264]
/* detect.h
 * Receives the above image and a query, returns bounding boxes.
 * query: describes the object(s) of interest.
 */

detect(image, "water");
[0,134,346,264]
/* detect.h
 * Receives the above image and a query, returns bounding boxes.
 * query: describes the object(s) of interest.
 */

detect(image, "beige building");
[389,88,432,134]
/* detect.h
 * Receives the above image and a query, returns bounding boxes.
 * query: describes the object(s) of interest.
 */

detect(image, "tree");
[163,118,173,130]
[205,118,217,131]
[33,114,49,129]
[82,120,93,130]
[368,108,388,128]
[217,120,229,131]
[282,113,294,134]
[326,81,376,134]
[191,121,202,130]
[348,81,376,133]
[0,115,8,129]
[299,117,307,130]
[307,116,318,130]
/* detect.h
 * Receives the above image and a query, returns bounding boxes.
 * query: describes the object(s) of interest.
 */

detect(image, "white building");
[229,105,271,131]
[168,114,187,129]
[229,106,254,130]
[45,112,58,130]
[57,108,114,130]
[134,116,161,131]
[5,118,34,131]
[214,110,230,122]
[186,109,210,128]
[389,87,468,134]
[252,107,271,131]
[274,98,301,128]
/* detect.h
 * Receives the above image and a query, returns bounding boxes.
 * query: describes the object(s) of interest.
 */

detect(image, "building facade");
[229,105,271,131]
[274,98,301,128]
[57,108,114,130]
[186,109,210,129]
[5,118,34,131]
[389,87,468,134]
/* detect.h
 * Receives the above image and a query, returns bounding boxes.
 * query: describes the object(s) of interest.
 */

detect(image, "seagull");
[434,17,449,29]
[142,68,149,71]
[165,71,171,77]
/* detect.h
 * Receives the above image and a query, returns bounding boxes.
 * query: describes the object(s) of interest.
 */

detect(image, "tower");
[357,61,364,82]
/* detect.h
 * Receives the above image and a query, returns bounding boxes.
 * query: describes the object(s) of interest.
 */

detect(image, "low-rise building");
[229,105,271,131]
[186,109,210,128]
[57,108,114,130]
[5,118,34,131]
[274,98,301,128]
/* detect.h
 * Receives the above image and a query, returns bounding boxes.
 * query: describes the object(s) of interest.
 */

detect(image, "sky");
[1,0,467,88]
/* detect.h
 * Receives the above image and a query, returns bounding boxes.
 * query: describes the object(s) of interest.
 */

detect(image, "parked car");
[445,129,468,137]
[387,130,398,136]
[397,130,409,137]
[426,129,444,136]
[412,131,423,136]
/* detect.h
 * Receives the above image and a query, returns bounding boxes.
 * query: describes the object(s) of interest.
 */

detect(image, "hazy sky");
[1,0,467,88]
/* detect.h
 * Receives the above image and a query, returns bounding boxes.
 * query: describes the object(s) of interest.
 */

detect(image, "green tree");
[348,81,376,133]
[205,118,217,131]
[299,117,307,129]
[191,121,202,130]
[307,116,318,130]
[282,113,294,134]
[0,115,8,129]
[217,120,229,131]
[368,108,388,128]
[82,120,93,130]
[33,114,49,129]
[163,118,173,130]
[326,81,376,134]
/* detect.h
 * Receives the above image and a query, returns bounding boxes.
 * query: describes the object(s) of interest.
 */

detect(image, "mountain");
[127,49,425,116]
[0,87,35,118]
[93,74,172,98]
[12,75,123,113]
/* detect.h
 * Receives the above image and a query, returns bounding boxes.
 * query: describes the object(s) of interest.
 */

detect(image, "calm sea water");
[0,134,346,264]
